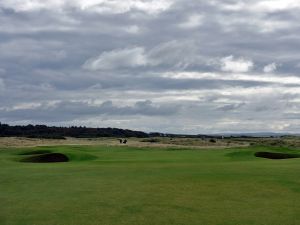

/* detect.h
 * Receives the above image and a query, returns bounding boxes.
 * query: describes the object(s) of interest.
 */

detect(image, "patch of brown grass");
[0,136,249,149]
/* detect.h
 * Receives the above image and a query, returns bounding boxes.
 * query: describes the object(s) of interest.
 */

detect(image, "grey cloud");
[283,113,300,120]
[82,40,201,71]
[0,0,300,133]
[0,100,181,123]
[82,47,147,71]
[0,0,173,15]
[0,78,4,90]
[217,103,246,111]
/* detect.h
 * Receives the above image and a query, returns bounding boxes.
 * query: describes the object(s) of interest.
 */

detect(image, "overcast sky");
[0,0,300,134]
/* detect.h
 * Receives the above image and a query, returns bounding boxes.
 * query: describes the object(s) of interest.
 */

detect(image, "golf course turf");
[1,145,300,225]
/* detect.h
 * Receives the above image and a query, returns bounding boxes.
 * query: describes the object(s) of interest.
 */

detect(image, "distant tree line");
[0,123,149,139]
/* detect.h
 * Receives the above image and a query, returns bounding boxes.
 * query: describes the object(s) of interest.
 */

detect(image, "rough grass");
[0,136,248,148]
[0,145,300,225]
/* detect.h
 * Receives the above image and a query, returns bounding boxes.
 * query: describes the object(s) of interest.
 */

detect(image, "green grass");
[1,145,300,225]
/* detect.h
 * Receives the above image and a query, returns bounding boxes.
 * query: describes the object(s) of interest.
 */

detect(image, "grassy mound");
[255,151,300,159]
[17,146,97,163]
[19,150,52,155]
[20,153,69,163]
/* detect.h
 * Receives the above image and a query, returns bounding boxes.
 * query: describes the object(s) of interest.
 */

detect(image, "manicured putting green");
[0,145,300,225]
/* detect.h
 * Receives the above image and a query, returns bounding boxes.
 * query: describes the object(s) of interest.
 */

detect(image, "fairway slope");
[1,145,300,225]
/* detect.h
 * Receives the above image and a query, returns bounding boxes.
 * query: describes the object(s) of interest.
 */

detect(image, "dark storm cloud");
[0,0,300,133]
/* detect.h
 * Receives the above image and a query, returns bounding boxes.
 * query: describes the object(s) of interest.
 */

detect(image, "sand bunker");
[255,151,300,160]
[21,153,69,163]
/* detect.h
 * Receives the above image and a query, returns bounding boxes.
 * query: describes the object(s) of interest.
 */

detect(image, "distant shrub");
[209,139,216,143]
[141,138,160,143]
[26,135,66,140]
[0,123,149,138]
[269,140,285,146]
